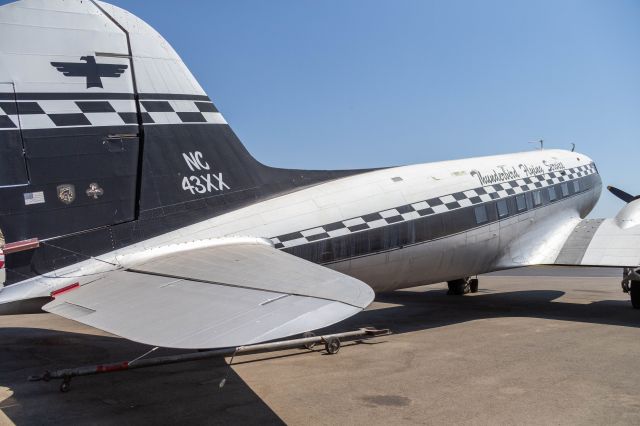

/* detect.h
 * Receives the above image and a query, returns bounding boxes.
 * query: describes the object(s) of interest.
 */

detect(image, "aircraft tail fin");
[0,0,364,244]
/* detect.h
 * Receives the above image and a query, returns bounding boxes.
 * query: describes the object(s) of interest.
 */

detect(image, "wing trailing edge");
[43,239,374,349]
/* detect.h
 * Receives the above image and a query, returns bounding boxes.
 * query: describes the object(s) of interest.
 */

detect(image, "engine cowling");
[614,198,640,229]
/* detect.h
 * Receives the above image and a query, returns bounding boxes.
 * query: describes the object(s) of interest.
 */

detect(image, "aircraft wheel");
[447,279,469,295]
[324,337,341,355]
[469,278,479,293]
[631,281,640,309]
[60,379,71,393]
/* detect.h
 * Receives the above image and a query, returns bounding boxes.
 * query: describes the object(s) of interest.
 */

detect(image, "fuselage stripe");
[271,163,598,250]
[283,172,600,266]
[0,94,221,129]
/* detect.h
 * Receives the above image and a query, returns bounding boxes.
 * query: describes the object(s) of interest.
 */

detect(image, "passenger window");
[516,194,526,211]
[497,199,509,218]
[548,186,557,201]
[474,205,488,224]
[573,180,580,192]
[532,190,542,206]
[561,182,569,197]
[525,192,534,209]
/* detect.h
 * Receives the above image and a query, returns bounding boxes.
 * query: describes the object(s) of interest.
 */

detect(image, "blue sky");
[14,1,640,217]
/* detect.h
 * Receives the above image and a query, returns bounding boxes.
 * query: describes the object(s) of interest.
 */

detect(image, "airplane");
[0,0,639,350]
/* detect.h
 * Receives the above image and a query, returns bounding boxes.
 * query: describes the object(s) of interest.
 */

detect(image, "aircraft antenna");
[570,143,575,152]
[529,139,544,150]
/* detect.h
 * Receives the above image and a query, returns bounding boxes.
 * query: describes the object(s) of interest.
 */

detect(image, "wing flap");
[131,242,371,308]
[44,241,374,349]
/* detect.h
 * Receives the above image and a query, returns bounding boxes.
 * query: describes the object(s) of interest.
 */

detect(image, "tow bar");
[28,327,390,392]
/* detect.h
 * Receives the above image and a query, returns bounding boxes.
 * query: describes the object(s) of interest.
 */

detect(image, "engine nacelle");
[614,198,640,229]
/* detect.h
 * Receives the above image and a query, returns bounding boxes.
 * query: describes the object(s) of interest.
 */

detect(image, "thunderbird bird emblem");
[57,184,76,205]
[50,55,128,89]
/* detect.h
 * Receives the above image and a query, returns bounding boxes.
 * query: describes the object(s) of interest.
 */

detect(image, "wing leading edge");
[43,239,374,349]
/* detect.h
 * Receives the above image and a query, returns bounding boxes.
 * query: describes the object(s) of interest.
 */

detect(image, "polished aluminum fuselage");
[0,148,600,307]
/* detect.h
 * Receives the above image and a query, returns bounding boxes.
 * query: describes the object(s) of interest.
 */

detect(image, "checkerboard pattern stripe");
[0,97,226,129]
[270,163,598,249]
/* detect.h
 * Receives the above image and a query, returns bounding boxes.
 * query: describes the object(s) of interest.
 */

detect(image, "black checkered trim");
[0,98,224,129]
[0,114,17,128]
[270,163,598,249]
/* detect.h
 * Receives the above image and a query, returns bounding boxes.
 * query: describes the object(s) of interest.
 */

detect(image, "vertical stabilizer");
[0,0,365,246]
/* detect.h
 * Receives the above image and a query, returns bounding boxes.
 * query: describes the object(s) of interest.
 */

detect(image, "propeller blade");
[607,186,638,203]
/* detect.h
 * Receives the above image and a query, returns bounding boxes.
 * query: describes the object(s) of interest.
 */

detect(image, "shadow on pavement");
[1,281,638,425]
[339,286,640,335]
[0,327,284,425]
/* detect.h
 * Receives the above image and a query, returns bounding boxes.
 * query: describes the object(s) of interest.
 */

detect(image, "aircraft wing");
[43,238,374,349]
[540,196,640,268]
[554,215,640,267]
[492,194,640,271]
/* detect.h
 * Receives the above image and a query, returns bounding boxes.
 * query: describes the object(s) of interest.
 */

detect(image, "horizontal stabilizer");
[44,240,374,349]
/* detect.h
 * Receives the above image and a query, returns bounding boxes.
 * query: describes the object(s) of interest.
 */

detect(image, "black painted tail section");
[138,118,362,222]
[0,0,370,285]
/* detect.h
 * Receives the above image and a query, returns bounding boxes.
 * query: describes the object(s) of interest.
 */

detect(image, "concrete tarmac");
[1,267,639,425]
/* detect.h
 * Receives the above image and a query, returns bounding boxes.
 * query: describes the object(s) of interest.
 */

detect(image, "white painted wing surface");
[554,199,640,267]
[43,242,374,349]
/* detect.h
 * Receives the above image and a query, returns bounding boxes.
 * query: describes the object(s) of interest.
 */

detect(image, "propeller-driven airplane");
[1,0,639,350]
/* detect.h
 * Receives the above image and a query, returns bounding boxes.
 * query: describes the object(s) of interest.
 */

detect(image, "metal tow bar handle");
[28,327,391,392]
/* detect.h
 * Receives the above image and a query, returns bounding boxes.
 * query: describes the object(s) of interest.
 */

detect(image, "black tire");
[631,281,640,309]
[325,337,341,355]
[469,279,479,293]
[447,279,469,295]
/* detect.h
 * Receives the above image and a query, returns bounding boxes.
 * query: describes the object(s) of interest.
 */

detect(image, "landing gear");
[447,277,479,295]
[631,281,640,310]
[621,268,640,309]
[447,278,469,295]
